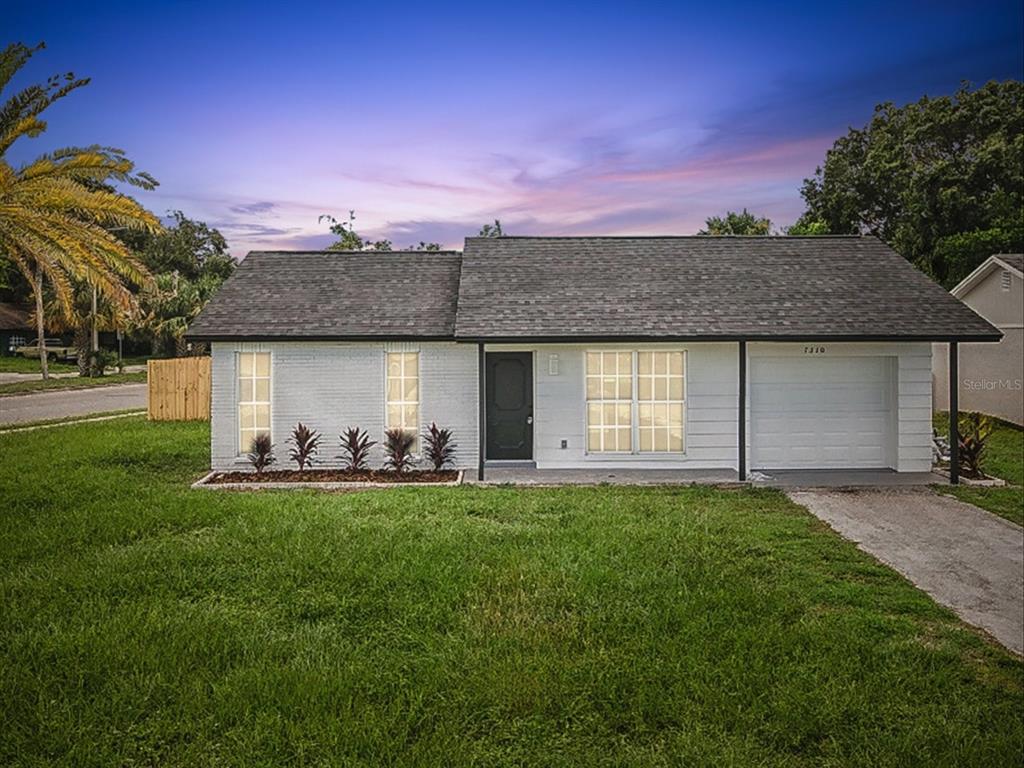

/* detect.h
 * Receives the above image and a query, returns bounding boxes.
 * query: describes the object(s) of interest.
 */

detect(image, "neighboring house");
[0,302,32,356]
[933,254,1023,426]
[187,236,999,478]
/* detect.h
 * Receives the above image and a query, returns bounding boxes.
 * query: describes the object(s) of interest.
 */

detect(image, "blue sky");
[6,0,1023,255]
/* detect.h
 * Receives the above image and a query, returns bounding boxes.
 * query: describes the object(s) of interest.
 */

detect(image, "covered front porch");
[475,341,968,485]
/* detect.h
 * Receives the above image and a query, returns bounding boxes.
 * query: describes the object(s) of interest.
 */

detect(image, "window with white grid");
[386,352,419,448]
[238,352,271,454]
[585,351,633,452]
[637,351,685,452]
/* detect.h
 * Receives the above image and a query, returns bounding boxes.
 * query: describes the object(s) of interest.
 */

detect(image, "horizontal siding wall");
[209,341,478,470]
[897,344,934,472]
[492,342,738,470]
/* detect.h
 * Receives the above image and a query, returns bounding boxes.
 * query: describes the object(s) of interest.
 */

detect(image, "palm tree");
[35,281,129,376]
[139,271,221,357]
[0,42,161,378]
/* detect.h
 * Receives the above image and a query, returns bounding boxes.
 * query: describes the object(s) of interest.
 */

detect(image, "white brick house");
[187,236,1000,481]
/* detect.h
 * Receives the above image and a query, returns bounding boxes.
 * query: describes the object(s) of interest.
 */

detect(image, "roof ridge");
[464,234,871,241]
[244,250,462,257]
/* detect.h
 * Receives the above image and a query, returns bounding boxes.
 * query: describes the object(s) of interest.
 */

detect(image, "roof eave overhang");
[186,332,1004,344]
[453,332,1004,343]
[185,332,457,343]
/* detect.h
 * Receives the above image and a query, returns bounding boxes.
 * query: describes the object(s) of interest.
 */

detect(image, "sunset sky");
[7,0,1023,256]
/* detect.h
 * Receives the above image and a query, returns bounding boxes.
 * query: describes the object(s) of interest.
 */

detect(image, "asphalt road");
[0,383,147,425]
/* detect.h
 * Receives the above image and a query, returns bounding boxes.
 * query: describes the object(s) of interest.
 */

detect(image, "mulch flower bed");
[206,469,461,485]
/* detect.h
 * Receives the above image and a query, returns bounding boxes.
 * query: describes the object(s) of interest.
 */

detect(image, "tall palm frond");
[0,42,162,377]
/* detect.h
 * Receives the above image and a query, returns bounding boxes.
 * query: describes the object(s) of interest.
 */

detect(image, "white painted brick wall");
[211,339,934,474]
[210,341,479,470]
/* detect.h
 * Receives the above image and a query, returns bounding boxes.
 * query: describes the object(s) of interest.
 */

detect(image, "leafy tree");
[319,211,392,251]
[933,213,1024,286]
[785,217,831,235]
[698,209,772,235]
[138,271,224,357]
[798,80,1024,285]
[38,282,125,375]
[478,220,504,237]
[134,210,234,281]
[319,211,444,251]
[0,42,161,377]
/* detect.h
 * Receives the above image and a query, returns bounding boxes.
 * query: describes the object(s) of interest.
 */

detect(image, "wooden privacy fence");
[148,357,212,421]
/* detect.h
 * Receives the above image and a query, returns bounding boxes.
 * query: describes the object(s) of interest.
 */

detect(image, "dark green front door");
[486,352,533,460]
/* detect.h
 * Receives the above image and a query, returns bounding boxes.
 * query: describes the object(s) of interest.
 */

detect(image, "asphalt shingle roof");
[996,253,1023,273]
[0,302,30,331]
[187,237,1001,342]
[187,251,462,340]
[454,236,1000,341]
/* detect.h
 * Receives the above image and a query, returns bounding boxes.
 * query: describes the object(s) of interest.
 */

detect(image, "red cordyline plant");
[957,413,993,478]
[339,427,376,471]
[247,433,275,474]
[421,422,456,471]
[287,422,322,471]
[383,428,417,473]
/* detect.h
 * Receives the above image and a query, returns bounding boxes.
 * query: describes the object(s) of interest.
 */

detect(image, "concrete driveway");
[0,383,147,425]
[791,488,1024,655]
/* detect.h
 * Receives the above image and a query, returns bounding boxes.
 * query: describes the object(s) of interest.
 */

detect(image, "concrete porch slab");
[474,467,741,486]
[472,466,947,488]
[751,469,945,488]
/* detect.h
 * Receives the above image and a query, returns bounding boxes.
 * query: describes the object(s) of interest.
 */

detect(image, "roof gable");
[952,254,1024,298]
[0,302,30,331]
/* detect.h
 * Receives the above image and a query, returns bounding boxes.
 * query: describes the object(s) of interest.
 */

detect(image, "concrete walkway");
[791,488,1024,655]
[0,383,147,425]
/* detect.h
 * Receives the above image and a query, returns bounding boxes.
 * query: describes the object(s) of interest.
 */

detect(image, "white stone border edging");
[932,468,1007,487]
[191,469,465,491]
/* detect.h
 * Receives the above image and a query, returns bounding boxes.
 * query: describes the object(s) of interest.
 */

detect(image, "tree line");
[699,81,1023,288]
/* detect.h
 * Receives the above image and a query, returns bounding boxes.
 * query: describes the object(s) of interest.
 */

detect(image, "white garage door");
[750,356,896,469]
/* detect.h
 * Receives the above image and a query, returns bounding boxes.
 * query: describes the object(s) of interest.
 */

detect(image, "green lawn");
[0,371,146,397]
[1,419,1021,766]
[0,355,78,373]
[933,412,1024,526]
[0,355,150,375]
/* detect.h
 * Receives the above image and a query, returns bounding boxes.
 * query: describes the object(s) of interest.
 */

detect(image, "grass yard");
[0,370,146,396]
[0,355,149,377]
[1,419,1021,766]
[933,412,1024,526]
[0,355,78,374]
